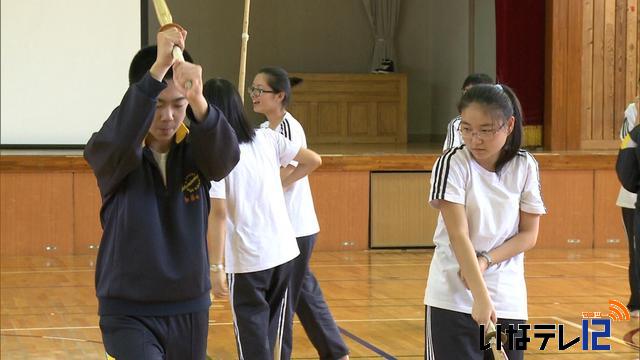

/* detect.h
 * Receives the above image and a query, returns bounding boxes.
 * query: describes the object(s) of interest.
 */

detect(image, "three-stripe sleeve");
[429,147,466,207]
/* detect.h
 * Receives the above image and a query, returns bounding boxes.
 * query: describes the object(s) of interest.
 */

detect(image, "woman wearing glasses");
[249,67,350,360]
[442,73,494,152]
[204,78,322,359]
[425,84,546,360]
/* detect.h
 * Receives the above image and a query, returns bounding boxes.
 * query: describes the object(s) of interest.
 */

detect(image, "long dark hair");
[258,67,303,108]
[457,84,523,173]
[203,78,255,144]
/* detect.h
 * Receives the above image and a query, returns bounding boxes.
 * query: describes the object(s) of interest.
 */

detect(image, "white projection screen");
[1,1,142,147]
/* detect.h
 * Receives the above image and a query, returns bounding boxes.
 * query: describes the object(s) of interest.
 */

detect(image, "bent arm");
[486,211,540,265]
[282,148,321,189]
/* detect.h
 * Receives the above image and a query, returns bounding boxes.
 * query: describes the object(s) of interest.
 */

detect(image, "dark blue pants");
[425,306,525,360]
[283,234,349,360]
[229,260,294,360]
[622,207,640,311]
[99,311,209,360]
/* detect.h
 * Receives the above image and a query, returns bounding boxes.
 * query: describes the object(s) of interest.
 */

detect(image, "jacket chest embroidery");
[181,172,201,203]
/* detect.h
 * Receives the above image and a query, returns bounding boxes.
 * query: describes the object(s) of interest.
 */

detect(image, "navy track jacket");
[84,72,240,316]
[617,125,640,210]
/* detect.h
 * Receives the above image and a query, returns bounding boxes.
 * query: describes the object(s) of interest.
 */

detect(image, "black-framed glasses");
[247,86,276,97]
[457,122,507,140]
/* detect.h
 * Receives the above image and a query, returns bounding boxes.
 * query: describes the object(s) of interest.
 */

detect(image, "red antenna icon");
[608,299,631,321]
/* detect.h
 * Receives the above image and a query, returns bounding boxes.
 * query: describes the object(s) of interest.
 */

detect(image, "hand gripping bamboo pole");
[151,0,191,88]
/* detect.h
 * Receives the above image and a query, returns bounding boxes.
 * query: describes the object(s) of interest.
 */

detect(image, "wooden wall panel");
[537,170,594,248]
[568,0,585,150]
[592,0,606,141]
[545,0,569,150]
[317,102,340,136]
[594,170,629,248]
[614,0,628,136]
[0,173,74,255]
[308,171,369,251]
[378,103,399,136]
[628,0,638,103]
[548,0,637,150]
[370,172,438,248]
[347,102,371,136]
[288,103,313,137]
[73,172,102,255]
[604,0,617,140]
[582,0,594,141]
[289,73,407,144]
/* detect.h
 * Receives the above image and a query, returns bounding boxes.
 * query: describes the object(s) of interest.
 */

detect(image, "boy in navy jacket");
[616,124,640,318]
[84,27,239,359]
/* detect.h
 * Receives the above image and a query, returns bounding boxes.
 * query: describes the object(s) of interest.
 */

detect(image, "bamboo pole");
[238,0,251,103]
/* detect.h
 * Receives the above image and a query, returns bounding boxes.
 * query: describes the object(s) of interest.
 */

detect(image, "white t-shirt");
[260,112,320,237]
[209,129,301,273]
[425,146,546,320]
[443,115,463,151]
[150,149,168,185]
[617,103,638,209]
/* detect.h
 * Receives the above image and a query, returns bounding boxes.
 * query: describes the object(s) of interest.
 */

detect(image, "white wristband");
[210,264,224,272]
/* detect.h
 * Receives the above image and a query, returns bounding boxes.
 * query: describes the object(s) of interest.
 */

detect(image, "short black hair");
[128,45,194,85]
[461,73,494,90]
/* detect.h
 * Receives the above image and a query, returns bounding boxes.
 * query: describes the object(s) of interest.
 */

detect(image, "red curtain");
[495,0,545,125]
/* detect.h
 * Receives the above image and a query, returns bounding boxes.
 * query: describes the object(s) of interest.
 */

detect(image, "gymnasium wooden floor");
[1,249,639,359]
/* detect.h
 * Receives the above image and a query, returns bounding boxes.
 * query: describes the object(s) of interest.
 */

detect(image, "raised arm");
[84,73,167,198]
[169,48,239,181]
[84,27,191,198]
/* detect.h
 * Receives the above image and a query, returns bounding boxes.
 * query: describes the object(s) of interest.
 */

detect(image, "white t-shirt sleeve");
[209,179,226,199]
[620,103,638,140]
[429,149,467,207]
[443,116,463,152]
[520,153,546,215]
[273,132,301,167]
[281,118,303,167]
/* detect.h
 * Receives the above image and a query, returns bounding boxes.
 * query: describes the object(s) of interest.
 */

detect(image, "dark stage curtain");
[495,0,545,126]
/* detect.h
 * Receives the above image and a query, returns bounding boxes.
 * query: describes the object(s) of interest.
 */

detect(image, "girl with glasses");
[250,67,350,360]
[425,84,546,359]
[203,78,322,359]
[443,73,495,152]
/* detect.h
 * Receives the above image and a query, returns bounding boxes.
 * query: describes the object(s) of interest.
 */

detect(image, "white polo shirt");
[260,112,320,237]
[209,129,301,273]
[425,146,546,320]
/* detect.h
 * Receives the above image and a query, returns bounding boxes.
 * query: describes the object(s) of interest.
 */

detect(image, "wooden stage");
[0,144,627,254]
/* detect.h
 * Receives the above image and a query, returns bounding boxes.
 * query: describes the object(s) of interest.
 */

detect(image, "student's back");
[216,128,300,273]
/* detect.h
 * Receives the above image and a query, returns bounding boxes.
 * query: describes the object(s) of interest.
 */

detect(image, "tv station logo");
[479,299,635,352]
